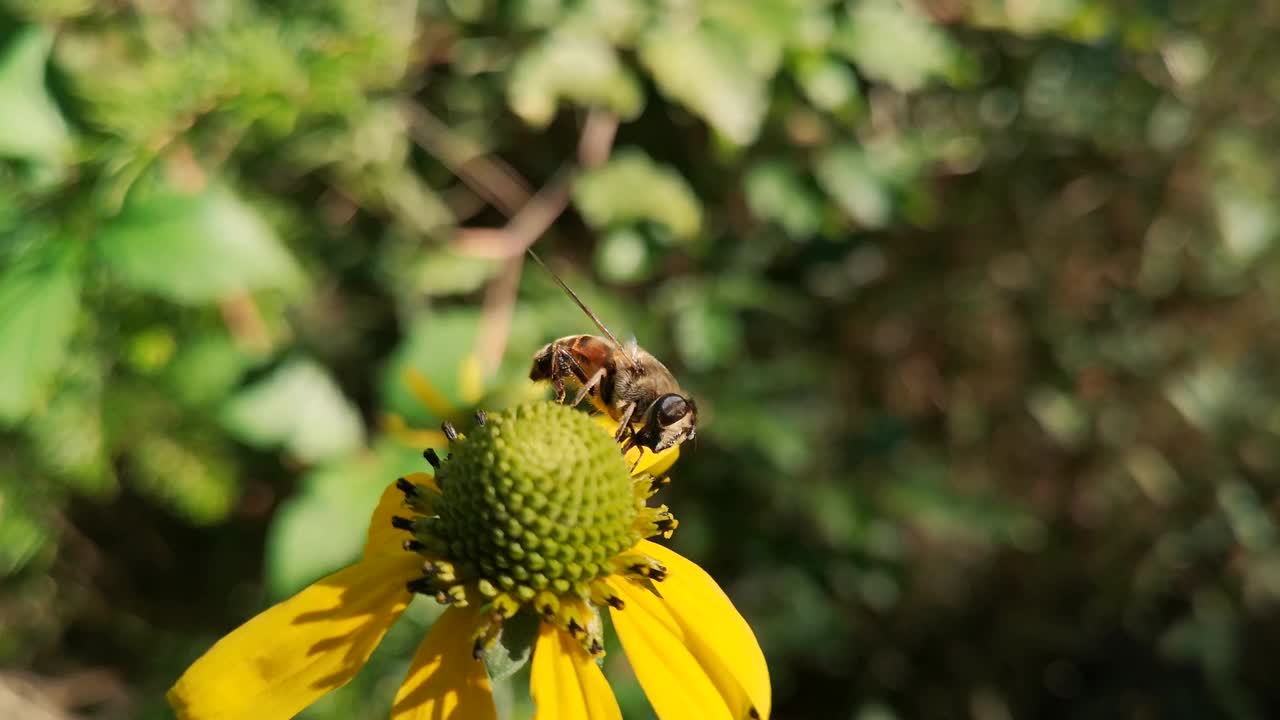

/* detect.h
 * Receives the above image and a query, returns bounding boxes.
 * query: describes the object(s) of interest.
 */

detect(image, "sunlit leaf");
[265,439,423,598]
[0,26,71,163]
[573,149,702,240]
[0,473,54,575]
[835,0,964,92]
[221,359,366,463]
[508,29,644,126]
[0,248,80,425]
[166,334,250,408]
[96,183,304,304]
[129,434,237,525]
[814,145,892,228]
[639,23,770,145]
[745,161,825,237]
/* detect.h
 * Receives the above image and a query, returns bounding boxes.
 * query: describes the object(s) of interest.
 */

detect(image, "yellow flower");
[168,402,770,720]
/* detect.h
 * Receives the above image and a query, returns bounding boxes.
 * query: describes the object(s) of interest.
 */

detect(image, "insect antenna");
[526,248,636,365]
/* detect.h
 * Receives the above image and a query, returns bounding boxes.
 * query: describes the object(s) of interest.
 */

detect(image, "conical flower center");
[432,402,639,597]
[391,401,676,657]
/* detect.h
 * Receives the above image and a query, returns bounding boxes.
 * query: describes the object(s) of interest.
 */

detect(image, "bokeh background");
[4,0,1280,718]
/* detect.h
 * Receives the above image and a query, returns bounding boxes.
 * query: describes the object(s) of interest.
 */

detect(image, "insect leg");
[614,402,637,442]
[629,447,646,474]
[549,343,568,403]
[571,367,607,408]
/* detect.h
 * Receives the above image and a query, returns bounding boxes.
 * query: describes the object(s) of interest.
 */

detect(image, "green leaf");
[508,29,644,126]
[483,610,538,681]
[0,26,71,163]
[639,24,770,145]
[129,434,237,525]
[594,227,653,284]
[835,0,964,92]
[380,310,482,424]
[672,294,742,371]
[745,161,825,237]
[26,357,114,497]
[96,183,304,304]
[166,334,250,408]
[265,440,423,598]
[0,248,80,425]
[814,145,893,228]
[573,149,702,240]
[0,471,54,576]
[402,249,503,297]
[222,359,366,464]
[793,54,863,114]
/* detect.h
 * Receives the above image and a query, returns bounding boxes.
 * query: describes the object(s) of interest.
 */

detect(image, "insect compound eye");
[655,394,689,426]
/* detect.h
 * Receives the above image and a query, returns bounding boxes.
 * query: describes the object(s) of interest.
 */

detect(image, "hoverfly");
[527,250,697,454]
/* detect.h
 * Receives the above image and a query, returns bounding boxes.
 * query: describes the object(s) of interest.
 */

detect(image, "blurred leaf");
[0,26,71,164]
[130,434,236,525]
[166,334,250,408]
[594,227,653,283]
[96,183,304,304]
[745,161,825,237]
[484,611,538,682]
[26,360,113,497]
[265,439,422,597]
[380,309,481,424]
[1027,387,1090,448]
[376,167,455,235]
[222,359,366,464]
[672,295,742,372]
[814,145,892,228]
[640,23,770,144]
[573,149,702,240]
[793,54,862,114]
[404,249,502,297]
[0,247,80,425]
[835,0,965,92]
[0,473,53,575]
[508,29,644,126]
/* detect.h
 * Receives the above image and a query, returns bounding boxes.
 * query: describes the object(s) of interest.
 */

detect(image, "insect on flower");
[167,401,770,720]
[527,250,698,455]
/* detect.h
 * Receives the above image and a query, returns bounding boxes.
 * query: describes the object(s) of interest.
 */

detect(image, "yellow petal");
[590,415,681,477]
[383,413,449,449]
[608,578,734,720]
[628,442,679,478]
[530,623,621,720]
[364,476,437,560]
[168,556,415,720]
[391,605,496,720]
[624,541,771,719]
[405,367,457,419]
[459,354,486,405]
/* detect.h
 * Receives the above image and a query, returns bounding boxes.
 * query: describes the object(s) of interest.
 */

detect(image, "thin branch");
[219,293,273,355]
[403,104,533,216]
[474,256,524,376]
[458,109,621,373]
[451,110,619,260]
[451,169,574,259]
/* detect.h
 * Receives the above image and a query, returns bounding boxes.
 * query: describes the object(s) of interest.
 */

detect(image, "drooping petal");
[383,413,449,449]
[608,577,734,720]
[391,605,496,720]
[530,623,621,720]
[619,541,772,719]
[168,555,417,720]
[458,354,485,405]
[405,367,458,419]
[364,476,437,559]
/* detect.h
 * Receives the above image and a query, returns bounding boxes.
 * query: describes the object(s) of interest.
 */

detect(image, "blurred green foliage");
[3,0,1280,718]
